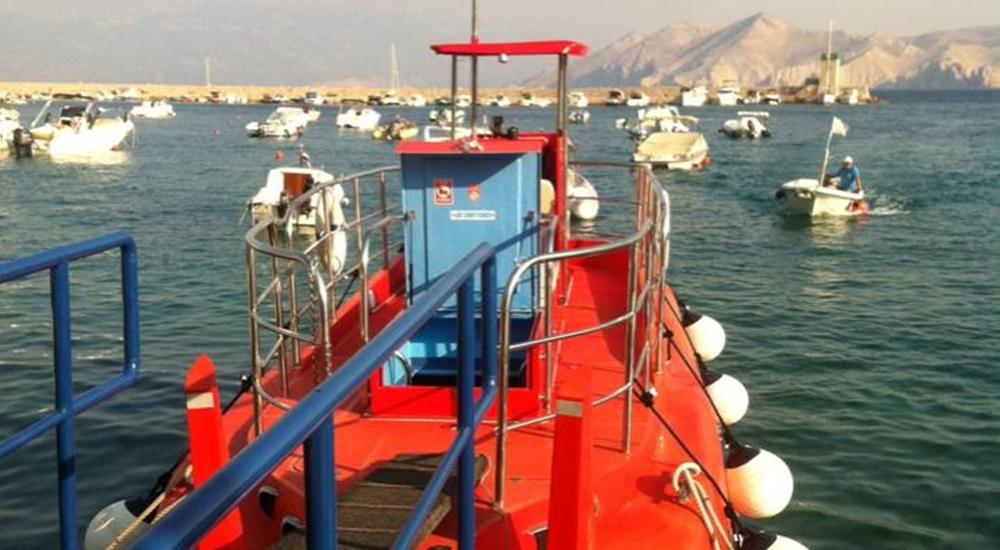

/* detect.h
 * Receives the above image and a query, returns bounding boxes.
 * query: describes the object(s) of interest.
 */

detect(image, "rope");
[673,463,735,550]
[104,491,187,550]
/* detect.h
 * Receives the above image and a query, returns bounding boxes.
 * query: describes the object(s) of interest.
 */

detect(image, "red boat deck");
[209,245,727,549]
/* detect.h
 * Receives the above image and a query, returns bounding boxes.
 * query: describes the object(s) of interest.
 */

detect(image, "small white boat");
[776,116,867,217]
[246,107,309,138]
[569,91,589,108]
[626,91,650,107]
[821,93,836,106]
[567,168,599,221]
[335,104,381,131]
[0,108,20,157]
[605,89,626,106]
[680,86,708,107]
[488,94,511,107]
[405,94,427,107]
[719,111,771,139]
[568,110,590,124]
[27,94,135,158]
[716,83,741,106]
[304,91,324,106]
[454,95,472,108]
[372,116,419,141]
[380,93,401,106]
[519,92,552,108]
[131,100,176,119]
[429,108,465,125]
[249,164,350,264]
[840,89,859,105]
[637,105,684,121]
[762,92,781,105]
[741,90,762,105]
[776,179,867,216]
[629,110,709,171]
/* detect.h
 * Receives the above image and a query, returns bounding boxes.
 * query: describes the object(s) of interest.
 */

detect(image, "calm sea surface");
[1,90,997,548]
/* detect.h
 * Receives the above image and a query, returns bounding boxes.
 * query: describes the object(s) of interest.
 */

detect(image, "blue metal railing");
[0,231,141,550]
[134,243,498,550]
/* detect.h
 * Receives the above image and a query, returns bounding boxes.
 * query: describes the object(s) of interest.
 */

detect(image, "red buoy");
[274,150,284,162]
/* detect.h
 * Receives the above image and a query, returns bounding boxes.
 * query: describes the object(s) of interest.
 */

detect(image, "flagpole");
[818,121,836,184]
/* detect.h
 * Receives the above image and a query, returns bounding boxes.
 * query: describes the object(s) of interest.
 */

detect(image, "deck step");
[273,453,488,549]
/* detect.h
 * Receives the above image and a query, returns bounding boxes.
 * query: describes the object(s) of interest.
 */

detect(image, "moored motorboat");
[605,88,626,106]
[717,82,742,106]
[568,109,590,124]
[628,108,710,170]
[336,102,382,131]
[488,94,511,107]
[519,91,552,107]
[719,111,772,139]
[569,91,589,108]
[246,107,309,138]
[26,94,134,158]
[130,100,176,119]
[372,116,419,141]
[406,93,428,107]
[248,158,349,245]
[681,86,708,107]
[626,90,650,107]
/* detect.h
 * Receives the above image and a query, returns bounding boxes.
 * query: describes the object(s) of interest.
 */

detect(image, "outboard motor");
[12,127,33,158]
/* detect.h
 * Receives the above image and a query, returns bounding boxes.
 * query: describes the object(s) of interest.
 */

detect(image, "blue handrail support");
[135,243,497,550]
[0,231,141,550]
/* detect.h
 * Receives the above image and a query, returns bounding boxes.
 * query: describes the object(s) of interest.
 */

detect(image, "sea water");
[0,90,997,548]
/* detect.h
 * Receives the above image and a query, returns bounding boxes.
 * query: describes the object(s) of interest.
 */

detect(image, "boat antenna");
[471,0,479,43]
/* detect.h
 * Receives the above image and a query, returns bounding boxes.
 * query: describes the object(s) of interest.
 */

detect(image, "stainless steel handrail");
[359,213,410,343]
[493,161,669,508]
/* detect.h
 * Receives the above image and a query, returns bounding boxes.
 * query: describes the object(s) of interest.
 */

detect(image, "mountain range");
[541,13,1000,89]
[0,7,997,90]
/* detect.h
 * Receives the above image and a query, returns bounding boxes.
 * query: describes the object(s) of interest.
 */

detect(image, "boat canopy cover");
[431,40,588,57]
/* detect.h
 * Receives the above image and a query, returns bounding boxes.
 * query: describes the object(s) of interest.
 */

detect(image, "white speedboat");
[26,94,135,158]
[821,93,836,106]
[0,108,20,157]
[763,92,781,105]
[776,116,867,216]
[454,95,472,108]
[775,179,867,216]
[568,110,590,124]
[246,107,310,138]
[405,94,427,107]
[131,100,176,119]
[519,92,552,108]
[429,108,465,125]
[335,104,381,131]
[840,89,859,105]
[605,88,626,106]
[569,91,589,108]
[680,86,708,107]
[304,91,324,106]
[629,111,709,171]
[716,83,741,106]
[626,91,650,107]
[741,90,762,105]
[249,164,349,261]
[719,111,771,139]
[488,94,511,107]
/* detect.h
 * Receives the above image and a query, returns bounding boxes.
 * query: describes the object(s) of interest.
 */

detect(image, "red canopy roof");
[431,40,588,58]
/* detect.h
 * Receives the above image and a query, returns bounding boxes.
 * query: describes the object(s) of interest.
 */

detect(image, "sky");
[6,0,999,47]
[1,0,997,86]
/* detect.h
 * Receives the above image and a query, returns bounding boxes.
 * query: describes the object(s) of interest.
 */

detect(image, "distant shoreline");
[0,81,879,106]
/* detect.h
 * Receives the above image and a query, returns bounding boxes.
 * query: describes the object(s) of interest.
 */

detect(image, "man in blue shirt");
[826,156,863,193]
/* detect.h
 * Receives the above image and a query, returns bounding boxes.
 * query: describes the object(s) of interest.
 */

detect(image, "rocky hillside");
[534,13,1000,89]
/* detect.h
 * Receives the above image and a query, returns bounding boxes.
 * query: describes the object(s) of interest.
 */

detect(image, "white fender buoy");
[703,370,749,425]
[681,308,726,362]
[84,498,149,550]
[725,444,794,519]
[568,170,599,221]
[737,526,809,550]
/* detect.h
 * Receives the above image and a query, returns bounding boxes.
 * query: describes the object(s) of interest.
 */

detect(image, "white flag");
[831,116,849,137]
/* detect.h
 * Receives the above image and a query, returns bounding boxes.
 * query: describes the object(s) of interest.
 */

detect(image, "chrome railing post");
[246,243,263,436]
[267,224,289,397]
[378,171,390,269]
